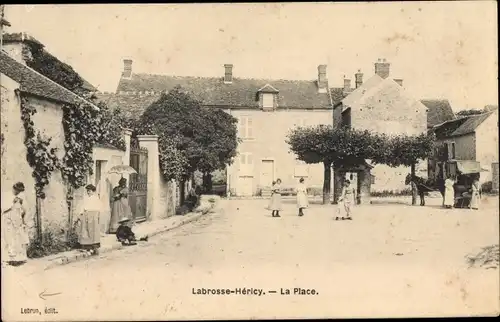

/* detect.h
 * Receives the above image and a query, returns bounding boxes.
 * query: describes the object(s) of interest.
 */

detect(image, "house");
[1,33,136,243]
[429,109,499,188]
[98,60,334,196]
[0,47,100,240]
[331,59,428,201]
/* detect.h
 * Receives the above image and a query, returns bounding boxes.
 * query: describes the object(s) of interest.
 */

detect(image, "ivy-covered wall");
[28,96,69,236]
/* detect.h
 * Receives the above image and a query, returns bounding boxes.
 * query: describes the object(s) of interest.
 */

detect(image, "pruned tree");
[287,125,435,204]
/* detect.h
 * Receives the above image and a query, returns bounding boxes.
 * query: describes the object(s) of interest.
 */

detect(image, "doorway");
[260,160,274,187]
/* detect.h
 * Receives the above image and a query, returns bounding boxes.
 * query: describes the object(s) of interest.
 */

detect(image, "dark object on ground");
[466,244,499,269]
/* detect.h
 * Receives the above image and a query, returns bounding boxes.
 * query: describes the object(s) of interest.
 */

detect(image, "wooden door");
[260,160,274,187]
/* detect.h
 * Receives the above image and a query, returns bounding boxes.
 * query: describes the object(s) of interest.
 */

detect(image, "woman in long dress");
[337,180,356,220]
[1,182,28,266]
[109,178,132,233]
[296,177,308,217]
[470,179,480,210]
[268,179,282,218]
[443,175,455,208]
[76,184,102,255]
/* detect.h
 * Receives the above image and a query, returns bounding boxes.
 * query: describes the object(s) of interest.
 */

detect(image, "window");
[240,153,253,165]
[239,116,254,139]
[263,94,274,108]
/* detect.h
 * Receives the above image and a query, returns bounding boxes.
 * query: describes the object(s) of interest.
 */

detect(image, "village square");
[1,3,499,320]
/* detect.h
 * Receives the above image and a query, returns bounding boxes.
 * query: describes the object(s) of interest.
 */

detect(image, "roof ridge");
[0,50,99,110]
[129,72,318,83]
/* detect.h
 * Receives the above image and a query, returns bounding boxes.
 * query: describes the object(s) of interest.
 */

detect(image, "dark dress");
[116,225,136,242]
[109,186,132,233]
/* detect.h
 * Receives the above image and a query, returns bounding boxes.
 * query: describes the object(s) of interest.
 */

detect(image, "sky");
[3,2,498,110]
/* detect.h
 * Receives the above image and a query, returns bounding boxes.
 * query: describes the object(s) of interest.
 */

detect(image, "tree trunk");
[333,169,345,204]
[322,161,332,204]
[411,163,416,178]
[180,180,186,205]
[202,172,213,193]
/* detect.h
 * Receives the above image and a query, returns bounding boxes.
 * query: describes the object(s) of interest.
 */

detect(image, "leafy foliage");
[287,125,435,168]
[22,42,86,94]
[93,101,127,151]
[26,230,71,258]
[140,86,238,182]
[61,102,101,189]
[20,96,60,198]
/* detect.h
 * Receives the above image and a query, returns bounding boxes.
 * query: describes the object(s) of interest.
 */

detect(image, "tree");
[287,125,435,204]
[139,86,238,197]
[196,108,239,192]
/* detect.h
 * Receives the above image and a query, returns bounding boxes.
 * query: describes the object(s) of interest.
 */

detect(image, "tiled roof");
[430,117,468,139]
[420,99,456,128]
[451,112,494,136]
[95,92,159,119]
[116,73,331,110]
[0,50,97,108]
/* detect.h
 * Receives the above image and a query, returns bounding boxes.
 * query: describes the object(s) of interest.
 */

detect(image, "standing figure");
[1,182,28,266]
[443,175,455,208]
[470,179,480,210]
[76,184,102,255]
[109,178,132,233]
[296,178,308,217]
[268,179,282,217]
[337,180,356,220]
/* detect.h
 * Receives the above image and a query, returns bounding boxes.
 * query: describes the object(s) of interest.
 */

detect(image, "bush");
[307,187,323,196]
[371,188,412,197]
[27,230,71,259]
[481,181,493,194]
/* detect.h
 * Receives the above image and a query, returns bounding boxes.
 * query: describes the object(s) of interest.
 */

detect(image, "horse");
[405,174,444,206]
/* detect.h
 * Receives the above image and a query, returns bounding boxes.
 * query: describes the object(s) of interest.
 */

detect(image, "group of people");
[74,178,148,256]
[408,173,481,210]
[267,177,356,220]
[442,175,481,210]
[1,178,147,267]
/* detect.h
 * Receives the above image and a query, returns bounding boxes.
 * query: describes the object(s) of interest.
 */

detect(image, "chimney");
[355,69,363,88]
[224,64,233,84]
[394,79,403,87]
[343,77,351,91]
[317,64,327,92]
[122,59,133,78]
[374,58,390,79]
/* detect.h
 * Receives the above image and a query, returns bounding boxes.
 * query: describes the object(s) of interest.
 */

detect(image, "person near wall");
[109,178,133,234]
[296,177,308,217]
[443,175,455,209]
[268,179,282,218]
[1,182,29,266]
[115,217,148,246]
[470,178,480,210]
[75,184,102,255]
[337,180,356,220]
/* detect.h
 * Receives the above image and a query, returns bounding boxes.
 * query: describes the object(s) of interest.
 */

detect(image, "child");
[116,217,148,246]
[336,180,356,220]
